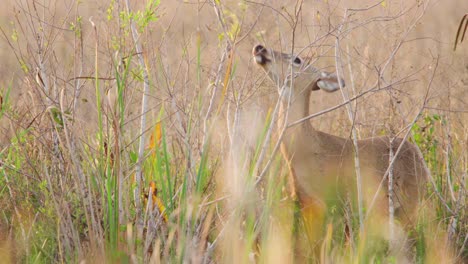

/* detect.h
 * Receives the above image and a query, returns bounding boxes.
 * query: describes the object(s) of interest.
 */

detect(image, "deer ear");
[313,72,345,92]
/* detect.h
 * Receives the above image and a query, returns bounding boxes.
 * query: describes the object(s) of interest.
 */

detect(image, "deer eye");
[293,57,302,65]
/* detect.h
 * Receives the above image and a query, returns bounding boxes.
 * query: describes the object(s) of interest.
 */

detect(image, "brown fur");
[253,45,428,246]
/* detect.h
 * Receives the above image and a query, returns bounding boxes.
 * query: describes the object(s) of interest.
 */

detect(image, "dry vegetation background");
[0,0,467,263]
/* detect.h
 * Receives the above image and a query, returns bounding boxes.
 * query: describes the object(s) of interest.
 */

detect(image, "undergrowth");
[0,0,466,263]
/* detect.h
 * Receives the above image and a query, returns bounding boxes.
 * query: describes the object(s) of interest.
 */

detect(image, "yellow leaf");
[216,48,235,115]
[381,0,386,7]
[149,122,162,153]
[150,181,168,222]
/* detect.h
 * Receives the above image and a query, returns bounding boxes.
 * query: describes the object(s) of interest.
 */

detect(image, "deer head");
[252,45,345,94]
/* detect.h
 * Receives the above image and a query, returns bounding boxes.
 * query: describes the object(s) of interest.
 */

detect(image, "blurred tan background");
[0,0,467,144]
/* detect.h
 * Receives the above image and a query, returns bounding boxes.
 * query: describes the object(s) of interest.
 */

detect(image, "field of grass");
[0,0,467,263]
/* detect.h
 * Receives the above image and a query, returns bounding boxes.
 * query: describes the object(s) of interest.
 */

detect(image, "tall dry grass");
[0,0,466,263]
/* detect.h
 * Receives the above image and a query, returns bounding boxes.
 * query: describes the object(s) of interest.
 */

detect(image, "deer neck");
[277,83,328,158]
[278,84,314,132]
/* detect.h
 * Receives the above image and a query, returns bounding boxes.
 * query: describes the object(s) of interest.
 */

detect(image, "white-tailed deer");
[252,44,428,253]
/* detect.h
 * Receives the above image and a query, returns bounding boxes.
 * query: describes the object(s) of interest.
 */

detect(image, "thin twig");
[124,0,151,240]
[335,10,364,232]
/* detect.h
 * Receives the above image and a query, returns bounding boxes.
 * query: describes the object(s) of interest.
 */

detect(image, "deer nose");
[253,45,271,65]
[253,44,266,56]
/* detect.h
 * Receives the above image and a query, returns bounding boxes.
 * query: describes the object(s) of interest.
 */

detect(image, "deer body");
[253,45,427,242]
